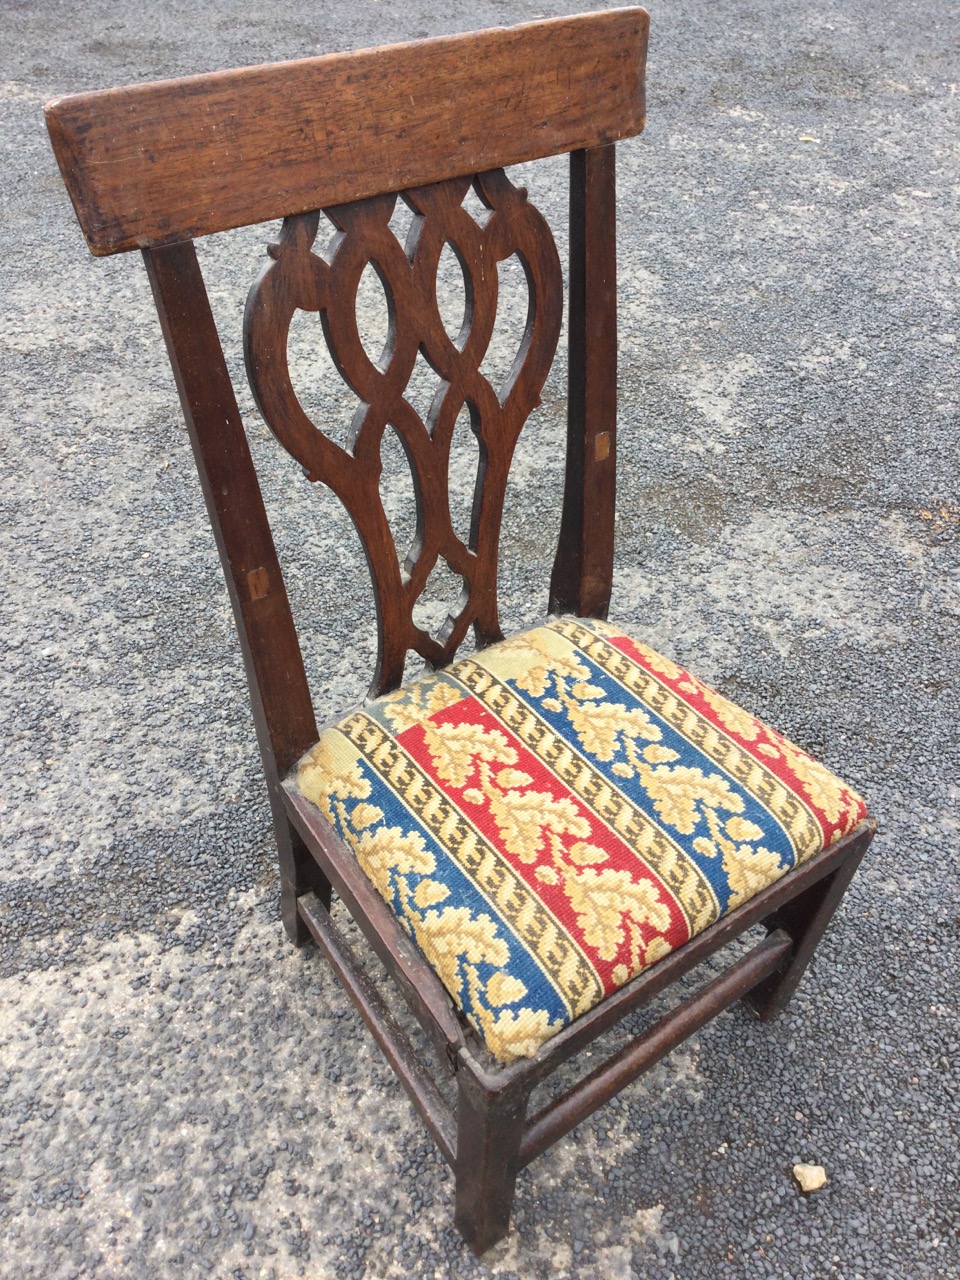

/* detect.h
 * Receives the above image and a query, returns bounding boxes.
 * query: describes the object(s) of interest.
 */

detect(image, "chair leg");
[743,828,873,1021]
[276,811,331,945]
[454,1063,531,1255]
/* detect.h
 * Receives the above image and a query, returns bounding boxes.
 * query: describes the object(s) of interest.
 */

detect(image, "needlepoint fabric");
[292,617,867,1063]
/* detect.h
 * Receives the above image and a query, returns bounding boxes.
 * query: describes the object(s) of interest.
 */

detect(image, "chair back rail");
[44,9,648,255]
[45,9,649,783]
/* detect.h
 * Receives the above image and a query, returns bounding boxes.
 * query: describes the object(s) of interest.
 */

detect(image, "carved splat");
[244,169,562,696]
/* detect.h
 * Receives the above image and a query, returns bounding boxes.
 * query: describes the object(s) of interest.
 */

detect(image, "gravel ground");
[2,1,959,1277]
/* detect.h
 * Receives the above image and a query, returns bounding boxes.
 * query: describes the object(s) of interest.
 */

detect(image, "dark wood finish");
[48,12,878,1257]
[454,1060,532,1254]
[45,10,649,256]
[550,145,619,618]
[245,169,563,694]
[743,824,873,1020]
[298,891,456,1165]
[142,241,328,940]
[519,929,794,1168]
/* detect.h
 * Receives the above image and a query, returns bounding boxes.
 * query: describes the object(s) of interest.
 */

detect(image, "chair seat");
[293,617,867,1063]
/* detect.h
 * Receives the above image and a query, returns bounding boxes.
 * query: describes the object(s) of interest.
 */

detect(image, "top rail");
[45,8,648,255]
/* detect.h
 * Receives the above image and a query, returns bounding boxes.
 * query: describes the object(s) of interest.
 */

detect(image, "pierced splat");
[244,169,563,696]
[411,556,469,643]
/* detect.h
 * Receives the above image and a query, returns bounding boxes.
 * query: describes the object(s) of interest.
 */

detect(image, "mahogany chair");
[45,8,875,1253]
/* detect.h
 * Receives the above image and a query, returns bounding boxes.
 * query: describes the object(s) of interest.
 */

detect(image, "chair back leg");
[277,815,331,944]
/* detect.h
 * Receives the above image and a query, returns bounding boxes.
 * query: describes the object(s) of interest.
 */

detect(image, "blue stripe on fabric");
[327,759,572,1031]
[500,653,798,915]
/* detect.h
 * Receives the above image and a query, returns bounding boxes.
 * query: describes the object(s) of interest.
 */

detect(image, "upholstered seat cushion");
[293,617,867,1063]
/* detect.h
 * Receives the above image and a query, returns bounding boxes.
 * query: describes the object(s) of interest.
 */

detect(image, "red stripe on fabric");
[606,633,868,846]
[395,695,691,995]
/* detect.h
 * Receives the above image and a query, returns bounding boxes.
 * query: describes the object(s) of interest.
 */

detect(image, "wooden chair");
[45,9,875,1254]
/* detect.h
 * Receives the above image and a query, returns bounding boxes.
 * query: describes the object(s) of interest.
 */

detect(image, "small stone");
[793,1163,828,1192]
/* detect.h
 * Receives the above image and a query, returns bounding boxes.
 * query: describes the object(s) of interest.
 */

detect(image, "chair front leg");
[744,825,875,1021]
[454,1059,532,1254]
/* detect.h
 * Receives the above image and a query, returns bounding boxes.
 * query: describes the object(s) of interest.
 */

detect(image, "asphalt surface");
[2,1,959,1277]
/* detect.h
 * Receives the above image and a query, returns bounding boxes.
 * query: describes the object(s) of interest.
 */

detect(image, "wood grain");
[143,240,329,939]
[142,241,319,779]
[454,1060,531,1255]
[550,145,619,618]
[45,8,649,255]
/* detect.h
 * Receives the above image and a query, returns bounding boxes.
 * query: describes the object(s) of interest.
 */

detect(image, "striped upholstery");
[293,618,867,1063]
